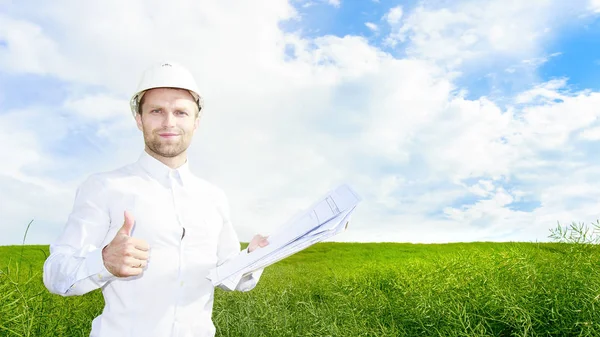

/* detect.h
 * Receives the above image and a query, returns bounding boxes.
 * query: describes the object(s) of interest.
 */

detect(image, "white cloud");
[514,78,570,104]
[0,15,65,75]
[62,94,128,121]
[0,114,42,179]
[590,0,600,12]
[521,52,562,67]
[0,0,299,96]
[384,6,403,25]
[514,81,600,150]
[579,127,600,141]
[365,22,378,32]
[466,180,496,197]
[385,0,591,70]
[1,0,600,246]
[444,187,516,222]
[327,0,340,7]
[0,176,75,244]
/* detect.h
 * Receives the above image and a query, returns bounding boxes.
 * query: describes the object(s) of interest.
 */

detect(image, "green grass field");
[1,240,599,336]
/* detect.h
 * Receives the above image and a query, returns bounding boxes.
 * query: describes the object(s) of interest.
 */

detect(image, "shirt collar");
[137,150,192,185]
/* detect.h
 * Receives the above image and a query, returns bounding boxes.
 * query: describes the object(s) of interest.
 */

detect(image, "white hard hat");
[129,61,204,117]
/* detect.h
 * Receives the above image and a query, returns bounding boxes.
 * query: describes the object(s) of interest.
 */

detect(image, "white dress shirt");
[43,150,263,337]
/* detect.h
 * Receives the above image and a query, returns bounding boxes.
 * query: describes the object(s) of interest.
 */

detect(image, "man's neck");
[145,148,187,169]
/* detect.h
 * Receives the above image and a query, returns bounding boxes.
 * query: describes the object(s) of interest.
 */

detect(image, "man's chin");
[159,149,184,157]
[147,144,186,158]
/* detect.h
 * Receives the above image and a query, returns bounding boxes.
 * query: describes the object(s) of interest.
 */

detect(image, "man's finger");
[120,266,144,277]
[123,256,147,268]
[130,248,150,261]
[118,210,135,236]
[129,237,150,251]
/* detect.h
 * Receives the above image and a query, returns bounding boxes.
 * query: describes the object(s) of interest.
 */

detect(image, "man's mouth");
[159,133,180,138]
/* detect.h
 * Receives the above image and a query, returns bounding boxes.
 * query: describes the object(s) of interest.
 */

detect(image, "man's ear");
[135,113,143,131]
[194,112,201,130]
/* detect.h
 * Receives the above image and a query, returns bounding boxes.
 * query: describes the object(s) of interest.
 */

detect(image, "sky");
[1,0,600,246]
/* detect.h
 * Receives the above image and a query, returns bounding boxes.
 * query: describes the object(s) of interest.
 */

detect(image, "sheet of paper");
[206,184,361,289]
[215,207,356,290]
[239,207,354,274]
[248,207,355,270]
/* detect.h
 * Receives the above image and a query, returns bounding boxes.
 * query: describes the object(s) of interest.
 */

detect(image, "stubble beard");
[144,128,188,158]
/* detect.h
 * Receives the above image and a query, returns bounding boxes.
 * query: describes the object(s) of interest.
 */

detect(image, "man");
[43,61,269,337]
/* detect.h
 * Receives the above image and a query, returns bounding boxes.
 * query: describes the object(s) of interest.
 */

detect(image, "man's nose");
[162,111,176,127]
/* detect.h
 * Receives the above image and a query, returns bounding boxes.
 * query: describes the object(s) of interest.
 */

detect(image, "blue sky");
[538,19,600,92]
[282,0,410,38]
[0,72,70,110]
[282,0,600,100]
[1,0,600,245]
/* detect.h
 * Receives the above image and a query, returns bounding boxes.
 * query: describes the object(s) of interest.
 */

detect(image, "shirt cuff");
[86,245,117,285]
[215,247,262,291]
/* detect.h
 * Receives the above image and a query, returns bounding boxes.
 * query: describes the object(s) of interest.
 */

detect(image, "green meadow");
[1,226,600,336]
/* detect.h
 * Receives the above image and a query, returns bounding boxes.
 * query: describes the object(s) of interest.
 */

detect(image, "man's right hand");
[102,210,150,277]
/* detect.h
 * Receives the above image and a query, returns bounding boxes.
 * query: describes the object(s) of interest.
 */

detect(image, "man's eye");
[151,109,160,113]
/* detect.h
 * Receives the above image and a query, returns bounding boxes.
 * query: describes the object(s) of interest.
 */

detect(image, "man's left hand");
[248,234,269,253]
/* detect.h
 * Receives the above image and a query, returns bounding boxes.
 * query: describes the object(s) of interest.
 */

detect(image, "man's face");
[135,87,200,159]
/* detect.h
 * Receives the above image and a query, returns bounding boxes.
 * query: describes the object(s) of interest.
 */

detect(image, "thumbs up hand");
[102,210,150,277]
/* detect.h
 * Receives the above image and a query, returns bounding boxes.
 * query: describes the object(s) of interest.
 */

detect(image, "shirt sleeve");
[43,174,117,296]
[215,189,264,292]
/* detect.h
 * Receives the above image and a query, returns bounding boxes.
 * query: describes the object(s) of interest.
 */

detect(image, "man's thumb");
[119,210,135,236]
